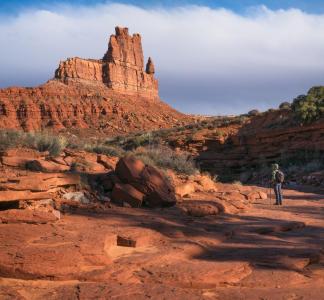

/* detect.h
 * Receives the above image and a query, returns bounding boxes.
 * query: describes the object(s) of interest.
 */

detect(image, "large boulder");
[115,155,145,183]
[140,165,174,195]
[111,183,144,208]
[145,189,176,208]
[114,156,176,208]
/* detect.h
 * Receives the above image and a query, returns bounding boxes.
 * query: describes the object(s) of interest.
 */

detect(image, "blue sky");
[1,1,324,114]
[2,0,324,14]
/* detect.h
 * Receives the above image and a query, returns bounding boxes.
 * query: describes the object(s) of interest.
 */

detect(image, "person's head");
[272,163,279,171]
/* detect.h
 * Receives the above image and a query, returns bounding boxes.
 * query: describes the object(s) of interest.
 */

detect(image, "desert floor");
[1,187,324,300]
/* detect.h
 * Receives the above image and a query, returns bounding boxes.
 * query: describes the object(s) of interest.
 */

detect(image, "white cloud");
[1,3,324,114]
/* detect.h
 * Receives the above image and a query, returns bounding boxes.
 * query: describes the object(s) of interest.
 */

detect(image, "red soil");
[0,186,323,299]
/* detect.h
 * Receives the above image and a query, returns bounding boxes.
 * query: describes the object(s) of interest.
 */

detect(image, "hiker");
[271,164,284,205]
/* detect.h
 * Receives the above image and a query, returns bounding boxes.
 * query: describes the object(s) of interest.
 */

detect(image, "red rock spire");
[55,26,158,98]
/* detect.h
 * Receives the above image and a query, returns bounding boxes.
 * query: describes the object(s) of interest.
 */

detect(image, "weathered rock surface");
[0,209,60,224]
[146,57,155,74]
[1,188,324,299]
[111,183,144,207]
[113,155,176,208]
[170,111,324,183]
[25,159,70,173]
[56,27,158,98]
[62,192,90,204]
[0,146,290,299]
[0,27,191,133]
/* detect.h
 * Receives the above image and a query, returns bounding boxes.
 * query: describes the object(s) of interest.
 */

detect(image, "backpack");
[275,170,285,183]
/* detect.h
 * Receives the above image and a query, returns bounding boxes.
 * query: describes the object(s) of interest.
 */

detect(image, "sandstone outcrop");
[1,186,324,299]
[0,27,190,133]
[167,111,324,183]
[112,155,177,208]
[146,57,155,74]
[0,145,281,300]
[56,27,158,98]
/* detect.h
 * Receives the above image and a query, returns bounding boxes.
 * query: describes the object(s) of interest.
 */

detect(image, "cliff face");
[55,27,158,98]
[167,111,324,181]
[0,27,188,133]
[196,115,324,180]
[55,58,103,83]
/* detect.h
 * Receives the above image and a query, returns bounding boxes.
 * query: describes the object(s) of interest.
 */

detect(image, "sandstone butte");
[0,27,191,134]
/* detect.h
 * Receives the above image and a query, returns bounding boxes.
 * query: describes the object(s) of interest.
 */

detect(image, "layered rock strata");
[55,27,158,98]
[169,111,324,181]
[0,27,188,132]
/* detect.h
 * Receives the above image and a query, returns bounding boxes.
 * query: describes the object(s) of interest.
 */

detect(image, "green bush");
[279,102,291,110]
[248,109,260,116]
[292,95,318,123]
[292,88,324,123]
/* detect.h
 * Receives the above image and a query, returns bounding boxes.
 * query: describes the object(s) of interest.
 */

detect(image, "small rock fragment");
[117,235,136,248]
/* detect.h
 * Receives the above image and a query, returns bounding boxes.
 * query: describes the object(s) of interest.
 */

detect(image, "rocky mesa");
[0,27,190,134]
[55,27,158,98]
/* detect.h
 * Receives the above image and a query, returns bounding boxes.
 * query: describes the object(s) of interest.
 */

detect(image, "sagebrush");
[0,130,67,156]
[133,146,198,175]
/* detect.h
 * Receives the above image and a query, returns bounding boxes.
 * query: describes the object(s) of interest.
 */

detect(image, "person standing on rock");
[271,164,284,205]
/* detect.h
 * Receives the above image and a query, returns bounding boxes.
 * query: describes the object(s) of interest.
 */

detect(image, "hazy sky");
[1,1,324,114]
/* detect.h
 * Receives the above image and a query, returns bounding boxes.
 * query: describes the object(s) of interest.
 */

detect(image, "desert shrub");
[25,132,67,156]
[201,120,209,127]
[214,129,225,138]
[0,130,67,156]
[185,124,195,130]
[184,134,194,143]
[84,143,125,157]
[152,128,172,139]
[105,135,128,148]
[0,130,24,150]
[131,132,152,148]
[237,115,249,124]
[104,132,156,150]
[232,180,242,186]
[248,109,260,116]
[175,126,185,132]
[279,102,291,110]
[133,146,198,175]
